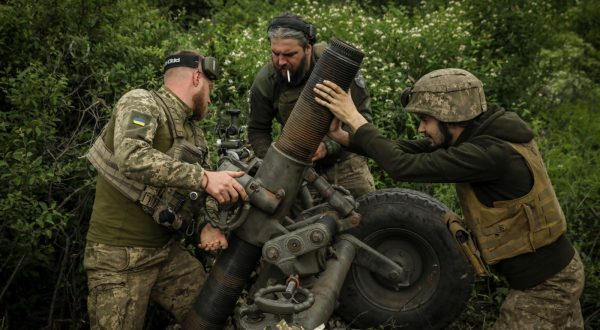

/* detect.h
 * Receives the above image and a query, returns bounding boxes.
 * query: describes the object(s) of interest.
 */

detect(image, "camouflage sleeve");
[112,89,205,191]
[247,81,275,159]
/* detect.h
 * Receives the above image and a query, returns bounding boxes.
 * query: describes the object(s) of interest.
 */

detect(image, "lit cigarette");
[286,70,291,83]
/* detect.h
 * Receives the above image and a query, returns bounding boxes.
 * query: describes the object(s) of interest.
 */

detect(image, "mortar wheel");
[337,188,474,329]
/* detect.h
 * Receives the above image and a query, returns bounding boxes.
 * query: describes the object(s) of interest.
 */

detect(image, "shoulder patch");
[124,110,153,140]
[132,117,146,127]
[354,71,366,88]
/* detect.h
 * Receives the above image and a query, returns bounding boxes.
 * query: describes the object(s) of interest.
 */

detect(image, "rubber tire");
[337,188,474,329]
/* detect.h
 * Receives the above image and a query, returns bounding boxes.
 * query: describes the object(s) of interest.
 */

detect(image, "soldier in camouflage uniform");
[248,13,375,198]
[315,69,585,329]
[84,50,248,329]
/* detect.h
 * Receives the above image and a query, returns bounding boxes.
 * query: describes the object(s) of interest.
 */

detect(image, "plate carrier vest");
[86,91,208,233]
[456,140,567,265]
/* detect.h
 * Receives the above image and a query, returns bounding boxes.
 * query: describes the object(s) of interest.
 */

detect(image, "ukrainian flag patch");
[132,117,146,126]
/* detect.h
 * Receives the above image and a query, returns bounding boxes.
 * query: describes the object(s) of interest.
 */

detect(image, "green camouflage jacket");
[87,86,209,247]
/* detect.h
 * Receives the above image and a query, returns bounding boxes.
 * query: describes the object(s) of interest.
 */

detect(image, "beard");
[438,123,454,148]
[425,122,453,148]
[274,55,310,87]
[191,90,208,120]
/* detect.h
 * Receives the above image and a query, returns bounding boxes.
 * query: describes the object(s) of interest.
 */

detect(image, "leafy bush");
[0,0,184,327]
[538,91,600,326]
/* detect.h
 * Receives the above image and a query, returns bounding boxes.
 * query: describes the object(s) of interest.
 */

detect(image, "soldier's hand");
[202,170,248,204]
[327,118,350,146]
[314,80,367,132]
[311,142,328,161]
[199,224,228,251]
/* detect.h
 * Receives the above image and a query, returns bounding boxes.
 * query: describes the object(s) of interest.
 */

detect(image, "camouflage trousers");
[83,239,206,330]
[319,154,375,198]
[492,251,585,330]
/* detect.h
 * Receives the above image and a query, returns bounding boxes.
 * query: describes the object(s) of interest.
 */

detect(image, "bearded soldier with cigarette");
[247,13,376,199]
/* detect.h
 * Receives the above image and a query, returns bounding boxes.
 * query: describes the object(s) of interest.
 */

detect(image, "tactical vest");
[456,140,567,265]
[86,91,208,233]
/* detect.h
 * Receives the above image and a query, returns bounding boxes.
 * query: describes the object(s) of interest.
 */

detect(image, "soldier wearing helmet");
[314,68,584,329]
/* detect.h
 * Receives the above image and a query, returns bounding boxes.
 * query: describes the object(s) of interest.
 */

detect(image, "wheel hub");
[353,228,441,311]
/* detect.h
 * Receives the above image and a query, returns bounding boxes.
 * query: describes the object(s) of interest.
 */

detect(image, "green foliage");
[0,0,185,327]
[0,0,599,328]
[534,32,598,104]
[460,0,557,108]
[538,91,600,324]
[569,0,600,51]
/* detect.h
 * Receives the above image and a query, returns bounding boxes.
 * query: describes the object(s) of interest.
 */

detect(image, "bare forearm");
[346,114,368,132]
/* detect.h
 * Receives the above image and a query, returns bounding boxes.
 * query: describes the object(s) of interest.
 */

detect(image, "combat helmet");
[402,68,487,122]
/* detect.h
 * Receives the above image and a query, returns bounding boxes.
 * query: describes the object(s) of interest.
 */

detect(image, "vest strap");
[86,134,146,202]
[152,91,186,138]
